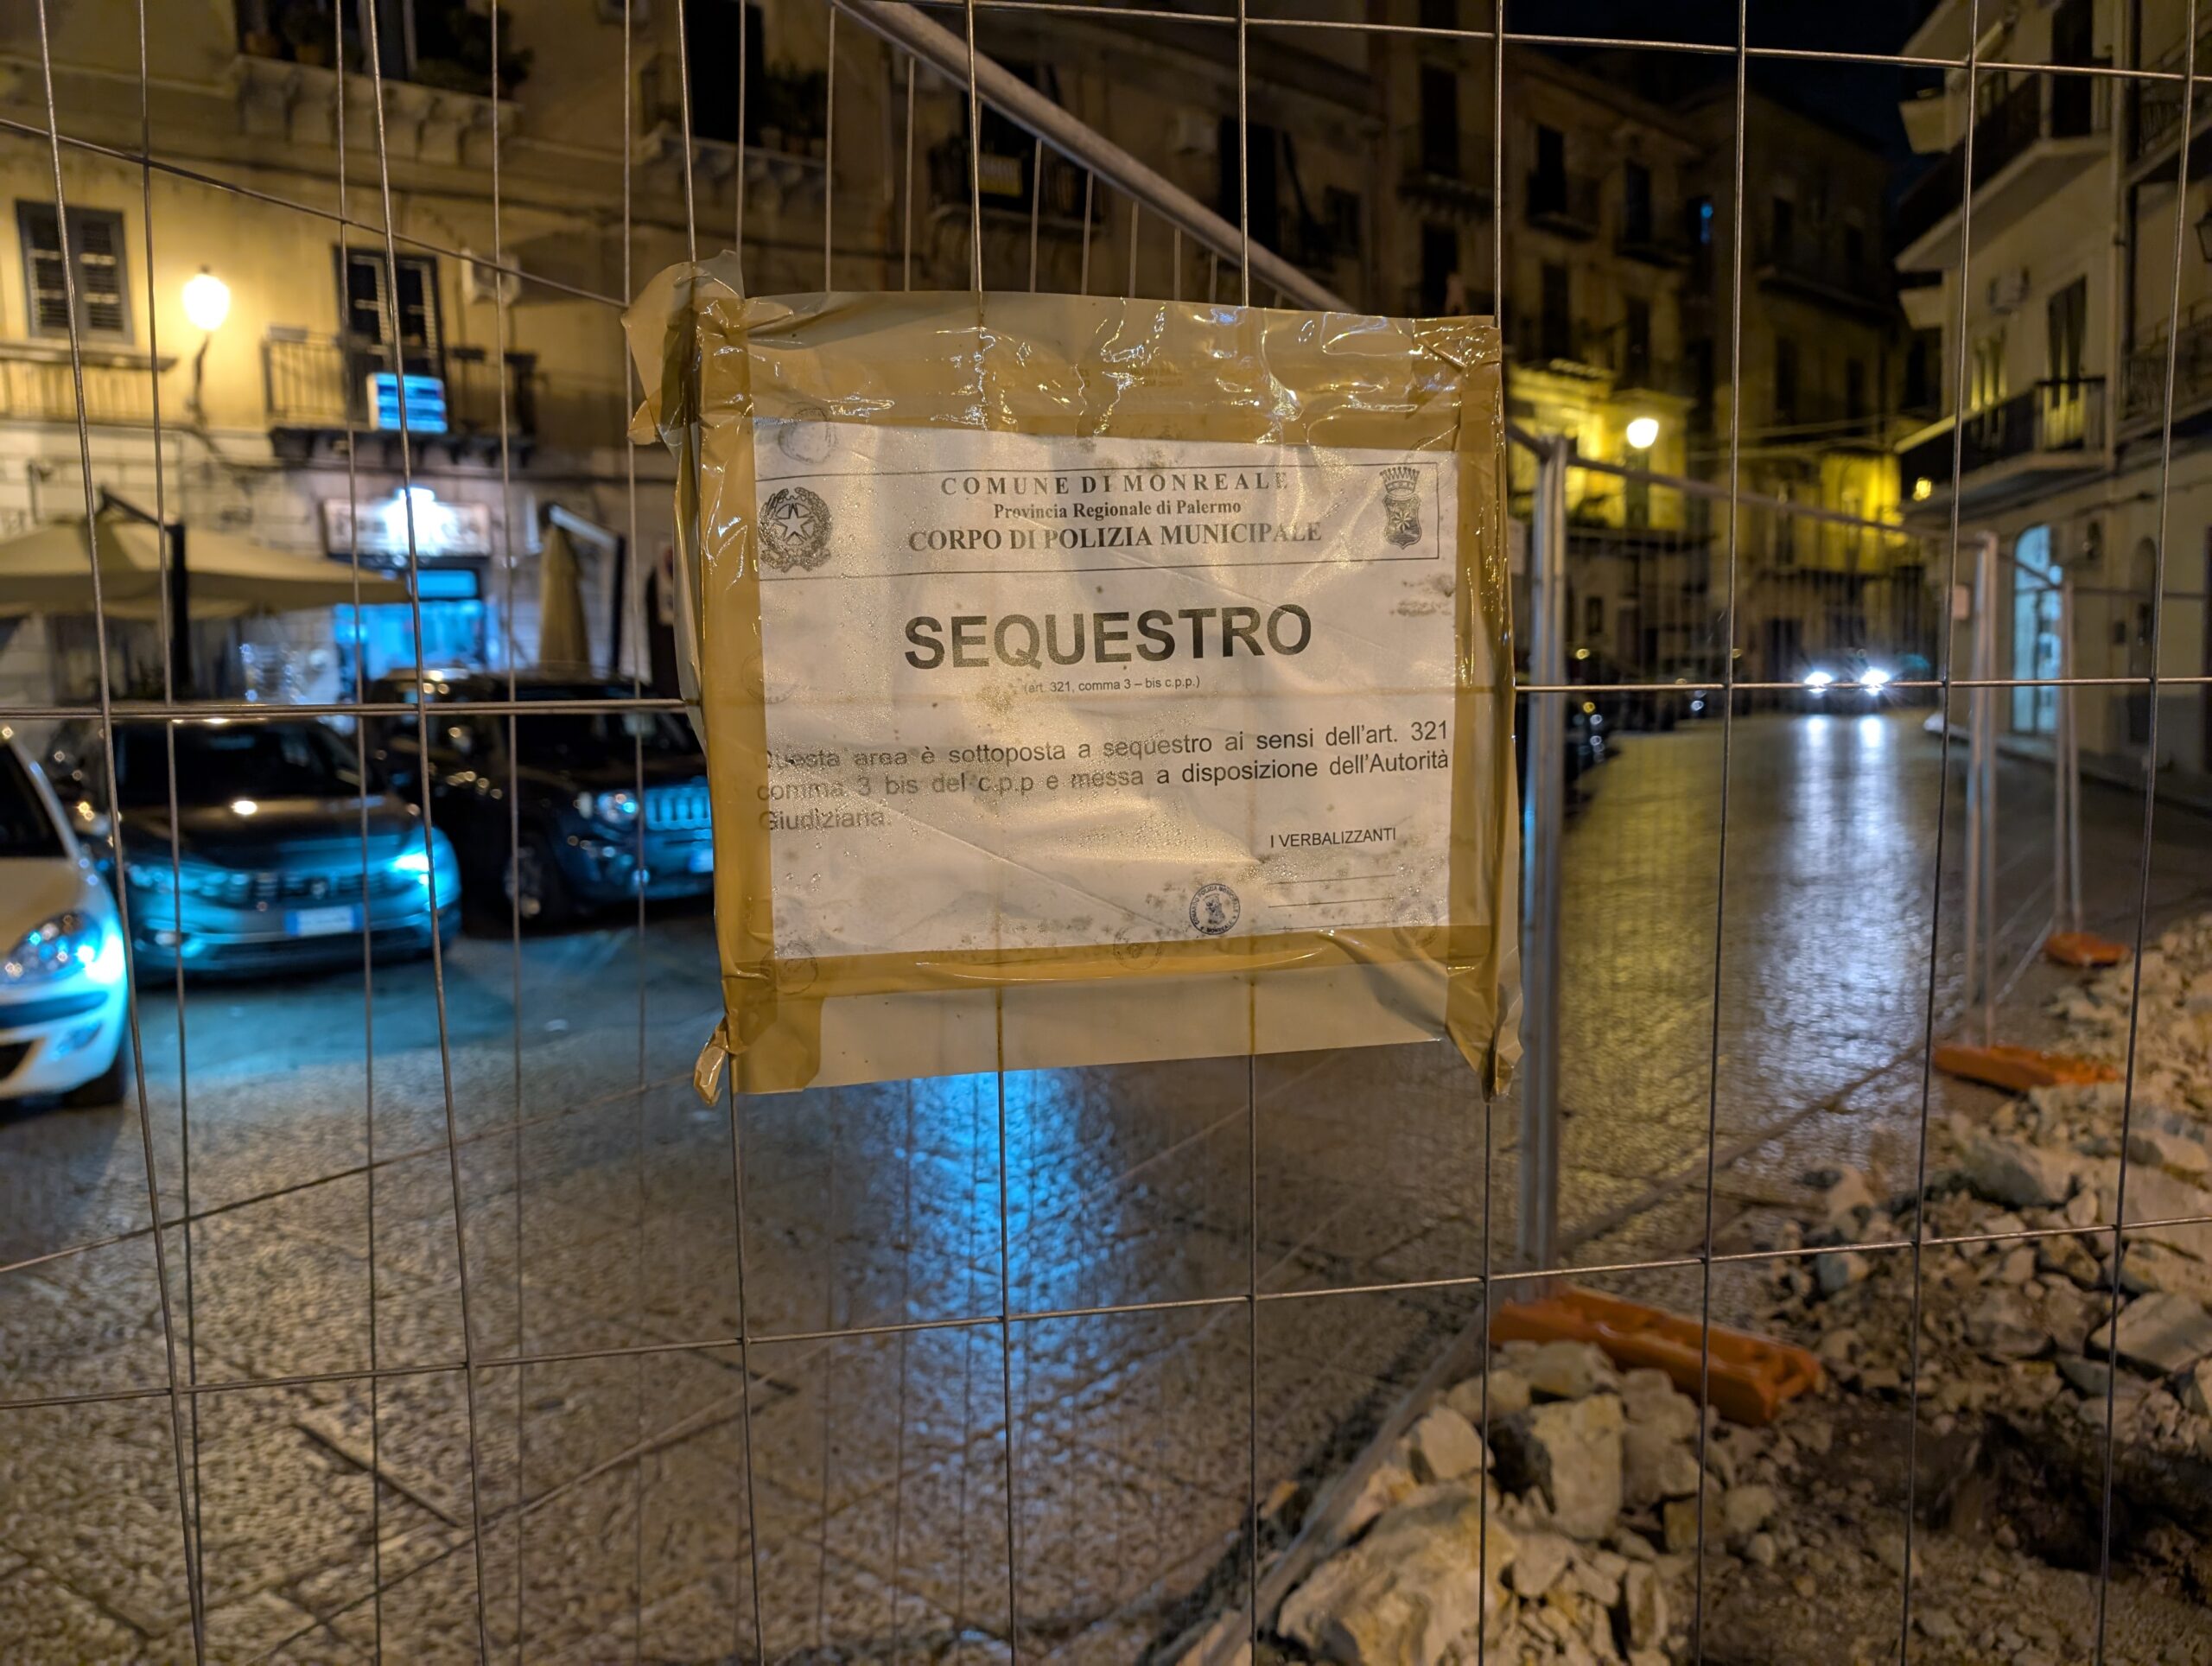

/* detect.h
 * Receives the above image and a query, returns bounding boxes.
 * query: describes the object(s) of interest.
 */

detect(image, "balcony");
[1897,378,2105,508]
[1895,71,2110,271]
[263,330,537,462]
[0,340,172,426]
[1395,125,1491,218]
[926,137,1097,230]
[1755,238,1891,316]
[2120,299,2212,436]
[2130,21,2212,175]
[1616,217,1689,268]
[1525,169,1600,239]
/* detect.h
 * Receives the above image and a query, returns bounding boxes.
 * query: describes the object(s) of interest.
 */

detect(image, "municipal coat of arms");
[1380,465,1421,550]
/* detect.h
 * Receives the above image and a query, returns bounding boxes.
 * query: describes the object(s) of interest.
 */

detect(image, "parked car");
[0,727,130,1104]
[366,672,714,925]
[48,715,459,978]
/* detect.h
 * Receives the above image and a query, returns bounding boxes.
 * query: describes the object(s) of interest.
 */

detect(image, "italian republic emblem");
[759,486,834,572]
[1380,465,1422,550]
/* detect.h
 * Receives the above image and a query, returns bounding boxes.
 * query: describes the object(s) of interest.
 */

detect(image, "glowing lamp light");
[231,798,258,817]
[1624,416,1661,451]
[181,270,231,333]
[1912,476,1934,502]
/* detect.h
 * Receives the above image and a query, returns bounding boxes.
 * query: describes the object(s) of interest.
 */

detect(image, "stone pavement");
[4,710,2210,1661]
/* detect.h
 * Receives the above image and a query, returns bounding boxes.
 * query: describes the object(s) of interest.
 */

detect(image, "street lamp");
[181,268,229,423]
[1624,415,1660,451]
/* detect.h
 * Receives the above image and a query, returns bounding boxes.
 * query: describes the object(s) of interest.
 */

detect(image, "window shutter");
[21,205,73,334]
[72,211,125,335]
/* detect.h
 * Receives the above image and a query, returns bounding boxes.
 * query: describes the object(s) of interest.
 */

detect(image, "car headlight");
[395,831,458,885]
[575,790,640,827]
[1859,666,1893,690]
[3,912,124,986]
[1803,670,1835,690]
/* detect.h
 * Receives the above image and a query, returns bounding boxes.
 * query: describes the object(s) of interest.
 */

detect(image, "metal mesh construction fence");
[0,2,2210,1663]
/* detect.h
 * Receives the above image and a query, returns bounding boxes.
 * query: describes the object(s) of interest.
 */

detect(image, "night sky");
[1521,0,1937,166]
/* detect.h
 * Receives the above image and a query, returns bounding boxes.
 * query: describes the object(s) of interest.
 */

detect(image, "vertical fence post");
[1961,530,1999,1043]
[1517,436,1568,1280]
[2052,570,2070,938]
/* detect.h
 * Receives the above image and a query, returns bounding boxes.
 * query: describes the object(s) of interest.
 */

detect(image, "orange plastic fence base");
[1933,1042,2121,1093]
[2045,932,2129,969]
[1490,1286,1821,1427]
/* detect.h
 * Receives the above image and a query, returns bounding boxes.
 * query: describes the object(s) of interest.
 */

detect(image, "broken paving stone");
[2117,1241,2212,1305]
[2128,1124,2211,1177]
[1719,1484,1777,1547]
[1967,1288,2050,1360]
[2064,1187,2103,1229]
[1963,1135,2082,1210]
[2041,1283,2102,1356]
[1745,1531,1778,1567]
[1509,1529,1573,1599]
[1872,1529,1922,1580]
[2090,1290,2212,1376]
[1994,1245,2037,1285]
[1819,1167,1877,1224]
[1278,1485,1517,1665]
[2185,1359,2212,1417]
[1522,1341,1618,1401]
[1916,1607,1964,1644]
[1333,1456,1416,1547]
[1406,1404,1488,1484]
[2036,1233,2101,1287]
[1448,1366,1532,1425]
[1490,1395,1625,1542]
[1660,1486,1720,1555]
[1618,1369,1700,1442]
[1621,1422,1701,1510]
[1816,1250,1870,1294]
[1619,1562,1669,1653]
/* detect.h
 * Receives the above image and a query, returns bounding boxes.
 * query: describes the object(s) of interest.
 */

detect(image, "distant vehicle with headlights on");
[0,728,129,1105]
[47,715,459,978]
[366,672,713,927]
[1800,658,1897,708]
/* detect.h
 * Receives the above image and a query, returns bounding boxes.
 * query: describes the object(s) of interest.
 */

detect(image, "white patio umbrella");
[0,512,406,620]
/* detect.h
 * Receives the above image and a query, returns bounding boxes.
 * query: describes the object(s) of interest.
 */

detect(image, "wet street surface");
[4,709,2211,1661]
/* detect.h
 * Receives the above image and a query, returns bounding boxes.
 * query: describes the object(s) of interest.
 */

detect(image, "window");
[1774,334,1799,425]
[1421,223,1459,315]
[2047,277,2088,385]
[1420,66,1460,177]
[1419,0,1459,29]
[1217,120,1281,255]
[1687,194,1713,247]
[681,1,766,144]
[1846,358,1866,422]
[340,249,442,353]
[1972,330,2007,410]
[1622,162,1654,246]
[1842,222,1866,284]
[1770,195,1796,264]
[1540,263,1571,360]
[17,204,129,341]
[1535,124,1565,181]
[1624,296,1651,385]
[1585,595,1605,639]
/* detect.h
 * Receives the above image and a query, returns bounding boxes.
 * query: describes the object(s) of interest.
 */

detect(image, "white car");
[1,727,130,1106]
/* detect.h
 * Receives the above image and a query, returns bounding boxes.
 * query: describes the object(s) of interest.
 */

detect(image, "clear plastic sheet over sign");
[627,263,1520,1096]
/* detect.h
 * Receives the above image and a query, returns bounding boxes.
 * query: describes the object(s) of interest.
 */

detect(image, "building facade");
[0,0,1923,715]
[1896,0,2209,799]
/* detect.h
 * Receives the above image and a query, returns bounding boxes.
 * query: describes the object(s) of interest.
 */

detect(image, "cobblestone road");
[4,709,2209,1661]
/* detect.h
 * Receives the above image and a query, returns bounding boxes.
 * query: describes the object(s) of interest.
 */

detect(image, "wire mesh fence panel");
[2,2,2212,1664]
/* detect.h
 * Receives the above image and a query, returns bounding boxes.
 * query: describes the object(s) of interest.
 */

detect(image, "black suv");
[366,673,713,925]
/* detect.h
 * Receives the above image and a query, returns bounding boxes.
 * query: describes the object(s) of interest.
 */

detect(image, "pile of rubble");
[1756,911,2212,1541]
[1256,1337,1790,1664]
[1181,914,2212,1665]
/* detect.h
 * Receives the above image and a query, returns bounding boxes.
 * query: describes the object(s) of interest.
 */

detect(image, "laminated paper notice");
[756,423,1458,961]
[626,274,1518,1097]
